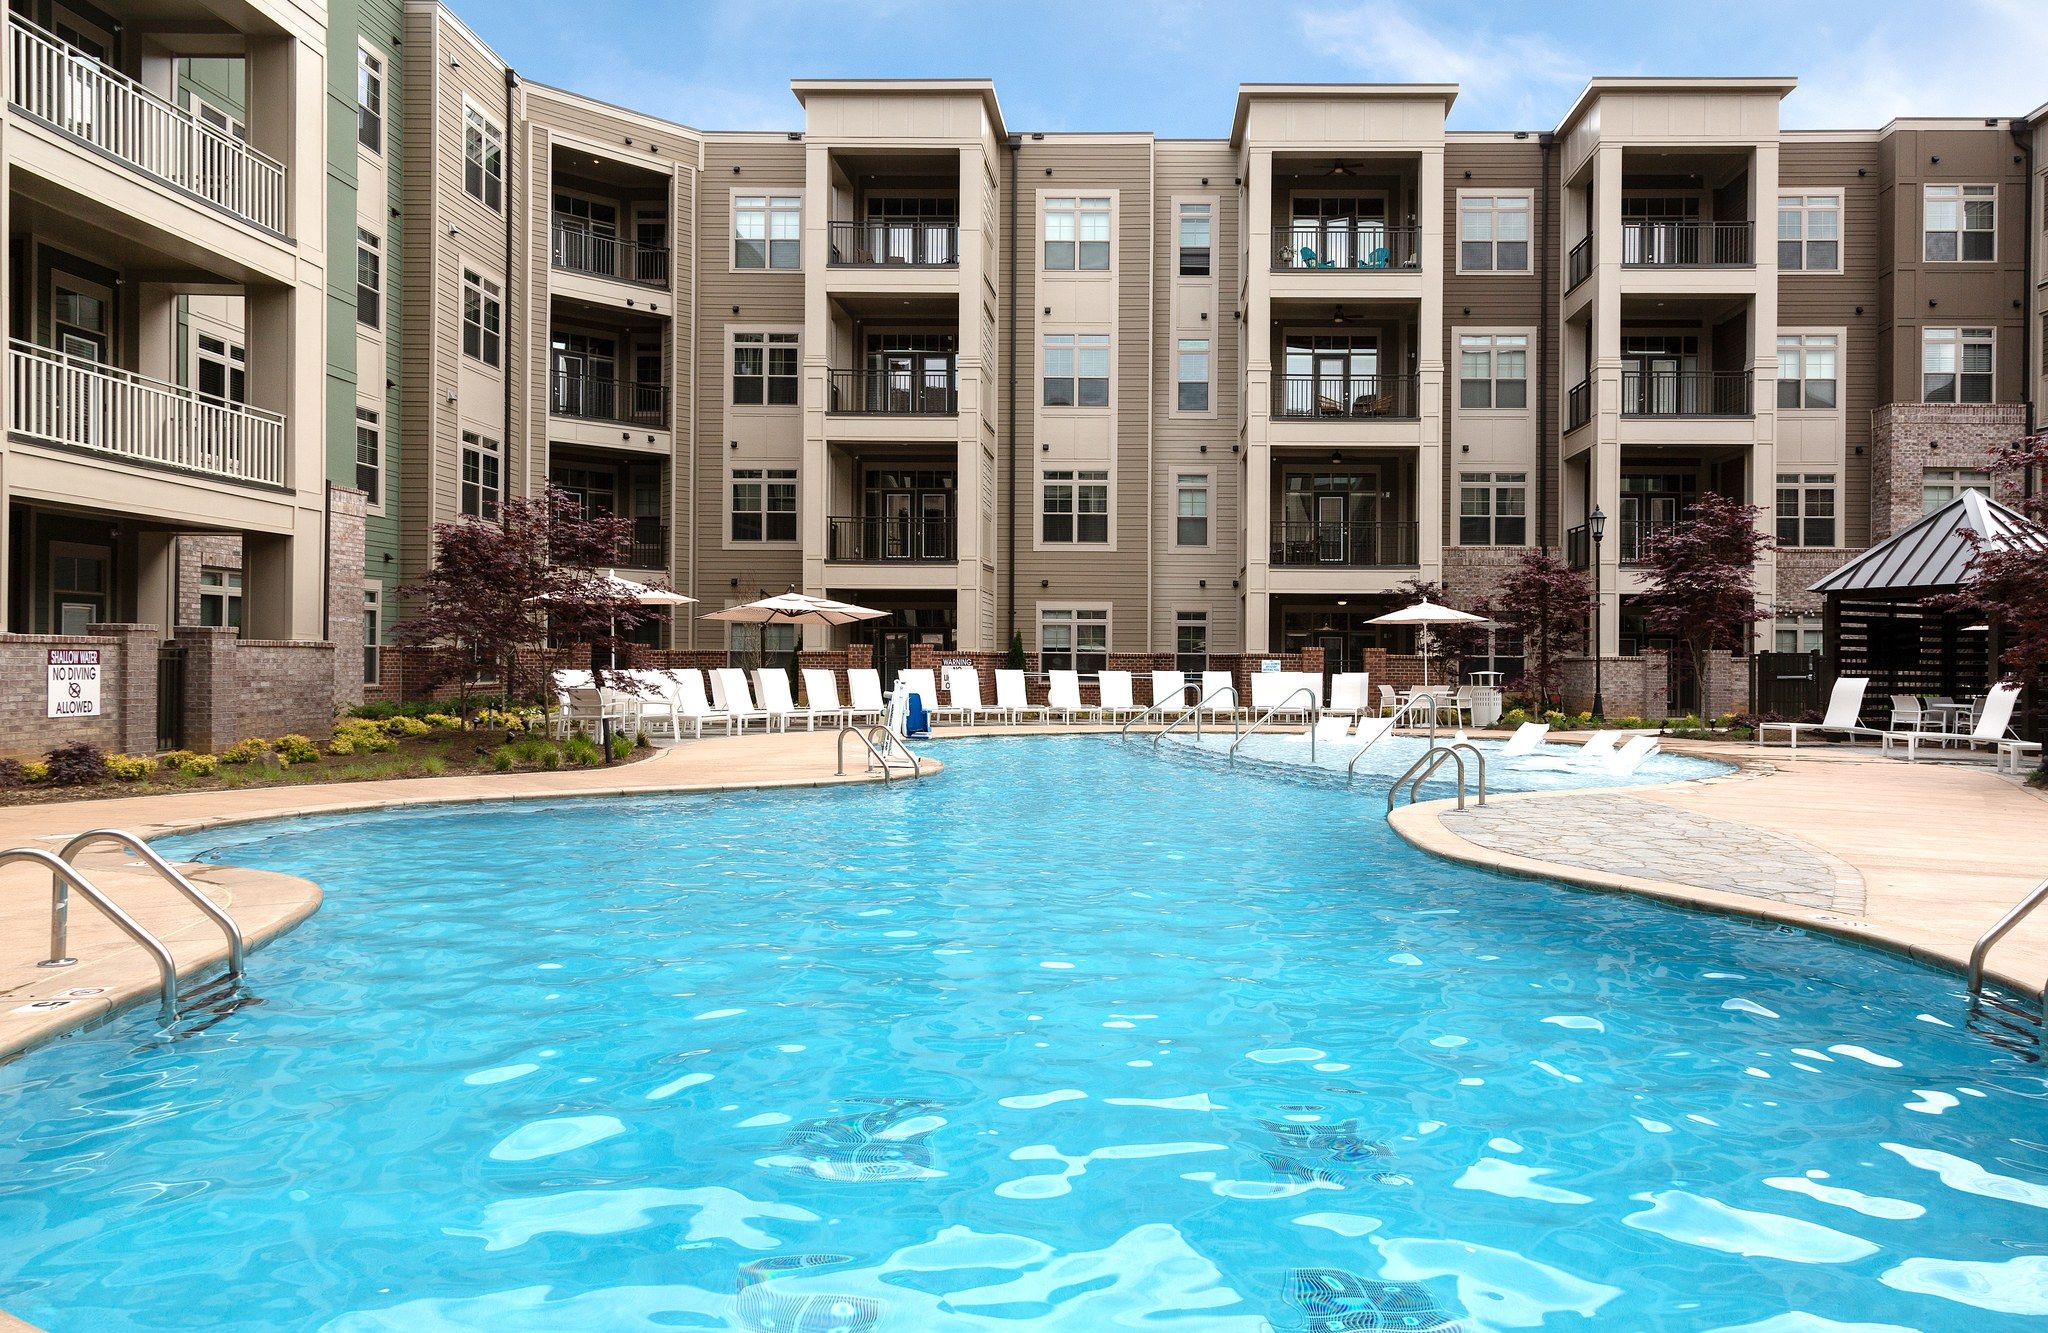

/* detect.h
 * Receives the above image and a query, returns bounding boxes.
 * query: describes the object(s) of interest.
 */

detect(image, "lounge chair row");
[550,667,895,740]
[1757,677,2031,766]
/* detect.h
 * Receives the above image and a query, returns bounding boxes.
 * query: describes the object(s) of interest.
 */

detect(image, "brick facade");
[1558,650,1746,720]
[0,627,158,758]
[174,627,338,751]
[1870,403,2029,542]
[327,485,369,711]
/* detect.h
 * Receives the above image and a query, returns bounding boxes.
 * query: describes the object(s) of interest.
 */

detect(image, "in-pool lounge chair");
[945,667,992,726]
[1520,729,1620,771]
[995,669,1047,724]
[1756,677,1879,752]
[800,669,853,730]
[1882,683,2021,762]
[846,670,887,726]
[1497,721,1551,759]
[1047,670,1087,723]
[1096,670,1139,723]
[1602,734,1661,777]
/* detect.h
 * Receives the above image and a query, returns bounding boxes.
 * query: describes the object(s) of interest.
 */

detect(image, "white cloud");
[1299,5,1581,124]
[1785,1,2048,127]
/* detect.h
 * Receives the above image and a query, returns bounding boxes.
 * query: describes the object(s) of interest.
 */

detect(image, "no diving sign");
[47,648,101,719]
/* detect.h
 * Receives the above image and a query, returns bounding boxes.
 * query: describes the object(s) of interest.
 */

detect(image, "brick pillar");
[97,623,162,754]
[176,625,240,752]
[327,484,368,710]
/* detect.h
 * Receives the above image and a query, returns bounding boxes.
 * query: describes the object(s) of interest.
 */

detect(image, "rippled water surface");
[2,737,2045,1331]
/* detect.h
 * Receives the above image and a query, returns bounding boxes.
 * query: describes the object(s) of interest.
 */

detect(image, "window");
[462,271,501,366]
[1040,608,1108,675]
[1774,615,1823,656]
[463,105,503,211]
[1775,473,1837,547]
[733,331,798,405]
[1776,334,1838,409]
[1043,334,1110,406]
[1922,467,1993,513]
[1041,470,1110,543]
[1175,338,1210,411]
[459,431,500,519]
[194,98,244,141]
[1044,196,1111,271]
[729,621,798,664]
[1922,327,1992,403]
[354,406,381,506]
[1175,610,1209,674]
[1458,195,1531,272]
[1777,195,1840,271]
[1458,472,1528,546]
[1924,184,1994,261]
[731,467,797,542]
[1177,202,1211,276]
[356,46,383,153]
[1175,473,1209,547]
[197,568,242,631]
[195,334,245,403]
[1457,334,1528,409]
[362,586,382,685]
[734,195,801,269]
[355,228,381,329]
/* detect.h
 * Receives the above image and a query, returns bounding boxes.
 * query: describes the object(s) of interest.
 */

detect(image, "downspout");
[2012,117,2036,499]
[503,64,518,520]
[1537,132,1555,549]
[1004,133,1021,640]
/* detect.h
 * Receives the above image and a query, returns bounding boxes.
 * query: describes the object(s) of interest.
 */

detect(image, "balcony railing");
[1566,523,1589,571]
[550,373,670,428]
[1618,518,1674,564]
[1620,220,1753,267]
[550,218,669,287]
[1270,520,1419,568]
[9,339,286,487]
[827,367,958,415]
[1272,373,1420,421]
[827,514,956,562]
[1621,370,1752,417]
[619,525,668,570]
[827,220,958,267]
[1273,225,1421,272]
[1567,235,1592,291]
[1567,378,1591,432]
[9,17,288,235]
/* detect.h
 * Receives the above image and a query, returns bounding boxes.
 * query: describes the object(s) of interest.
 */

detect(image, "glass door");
[881,491,912,559]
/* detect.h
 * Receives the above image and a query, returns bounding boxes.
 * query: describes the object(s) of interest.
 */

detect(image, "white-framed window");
[459,431,500,519]
[1177,202,1211,277]
[1042,469,1110,543]
[1777,194,1841,272]
[1044,196,1111,271]
[462,270,501,367]
[1043,334,1110,406]
[354,406,381,507]
[355,228,381,329]
[1175,609,1209,674]
[728,620,798,663]
[193,97,244,141]
[1040,607,1108,674]
[1775,472,1837,547]
[1175,338,1210,411]
[362,585,382,685]
[1458,193,1531,273]
[1922,326,1993,403]
[734,195,801,269]
[1922,467,1993,513]
[1458,472,1528,546]
[195,333,245,403]
[731,467,797,542]
[198,567,242,631]
[463,103,503,211]
[732,331,798,405]
[1924,184,1994,261]
[1457,334,1528,408]
[1774,615,1823,656]
[1174,472,1210,548]
[356,44,384,153]
[1776,334,1838,409]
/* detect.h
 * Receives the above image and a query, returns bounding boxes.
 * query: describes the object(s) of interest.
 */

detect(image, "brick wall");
[174,533,244,626]
[1557,650,1745,720]
[177,627,337,750]
[327,485,369,711]
[0,627,159,757]
[1870,403,2028,541]
[1773,550,1854,619]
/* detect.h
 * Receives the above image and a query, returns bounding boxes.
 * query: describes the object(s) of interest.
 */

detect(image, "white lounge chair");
[800,668,852,730]
[945,666,992,725]
[1149,670,1191,719]
[1520,729,1620,771]
[1328,672,1373,719]
[1602,734,1661,777]
[1350,716,1396,748]
[548,669,592,736]
[1883,683,2021,762]
[670,668,733,738]
[1047,669,1087,723]
[1756,677,1879,752]
[1498,721,1551,758]
[1198,670,1239,718]
[624,669,682,741]
[847,670,887,725]
[714,667,775,732]
[1311,715,1353,743]
[896,667,944,722]
[1252,671,1318,723]
[755,669,816,731]
[1097,670,1138,722]
[995,669,1047,724]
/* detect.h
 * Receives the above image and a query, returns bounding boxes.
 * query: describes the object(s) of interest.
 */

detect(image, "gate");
[156,642,187,751]
[1750,650,1825,720]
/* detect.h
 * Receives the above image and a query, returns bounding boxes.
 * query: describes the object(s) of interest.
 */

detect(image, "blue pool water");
[2,737,2045,1331]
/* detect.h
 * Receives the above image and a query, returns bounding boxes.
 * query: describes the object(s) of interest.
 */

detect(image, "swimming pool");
[2,737,2044,1331]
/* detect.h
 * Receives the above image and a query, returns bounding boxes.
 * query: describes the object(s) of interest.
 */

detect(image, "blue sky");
[459,0,2046,135]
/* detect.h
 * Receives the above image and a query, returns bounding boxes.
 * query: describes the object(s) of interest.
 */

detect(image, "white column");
[1241,148,1273,651]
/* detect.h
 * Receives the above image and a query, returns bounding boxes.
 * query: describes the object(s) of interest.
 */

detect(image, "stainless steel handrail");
[1155,684,1242,744]
[1966,874,2048,1031]
[1347,692,1441,775]
[5,848,179,1021]
[836,723,924,781]
[1385,740,1488,813]
[870,725,926,777]
[1229,686,1321,762]
[56,829,244,982]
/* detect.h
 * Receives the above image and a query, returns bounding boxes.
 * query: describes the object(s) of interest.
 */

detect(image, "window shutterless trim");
[1776,191,1843,274]
[1170,468,1213,551]
[1455,190,1534,275]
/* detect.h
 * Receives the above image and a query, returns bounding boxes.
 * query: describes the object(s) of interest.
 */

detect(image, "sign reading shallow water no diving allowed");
[47,648,100,719]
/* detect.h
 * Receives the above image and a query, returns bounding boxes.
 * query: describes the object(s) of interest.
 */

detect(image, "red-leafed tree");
[1392,576,1487,667]
[394,488,657,709]
[1941,432,2048,766]
[1633,492,1770,718]
[1480,549,1590,709]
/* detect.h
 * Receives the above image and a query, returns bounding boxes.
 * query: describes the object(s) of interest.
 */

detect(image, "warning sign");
[47,648,100,719]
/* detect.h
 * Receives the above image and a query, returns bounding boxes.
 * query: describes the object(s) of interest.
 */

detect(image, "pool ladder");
[8,828,246,1024]
[1965,873,2048,1053]
[835,724,925,782]
[1228,687,1323,763]
[1386,742,1487,813]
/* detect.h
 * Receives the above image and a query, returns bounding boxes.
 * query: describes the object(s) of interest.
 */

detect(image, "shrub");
[1500,707,1530,727]
[175,754,219,777]
[329,719,396,755]
[21,760,49,783]
[221,738,270,765]
[565,734,603,767]
[421,755,446,776]
[383,715,431,738]
[42,743,111,786]
[274,734,321,764]
[106,754,157,781]
[609,731,634,761]
[1543,710,1566,728]
[540,747,563,770]
[491,746,516,772]
[0,758,27,788]
[423,713,462,730]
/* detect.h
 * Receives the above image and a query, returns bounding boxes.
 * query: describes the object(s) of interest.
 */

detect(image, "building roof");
[790,79,1005,139]
[1554,76,1797,138]
[1809,490,2048,595]
[1230,84,1459,146]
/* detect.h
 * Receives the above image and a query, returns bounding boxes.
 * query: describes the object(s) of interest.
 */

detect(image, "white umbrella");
[1367,598,1489,690]
[703,589,889,668]
[530,571,694,670]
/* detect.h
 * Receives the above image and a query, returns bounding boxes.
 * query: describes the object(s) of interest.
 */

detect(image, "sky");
[453,0,2048,137]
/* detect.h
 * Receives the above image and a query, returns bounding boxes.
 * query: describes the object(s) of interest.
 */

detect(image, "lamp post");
[1589,506,1607,720]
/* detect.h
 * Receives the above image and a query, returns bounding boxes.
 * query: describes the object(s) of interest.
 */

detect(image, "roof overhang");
[1554,76,1797,139]
[791,79,1005,140]
[1231,83,1459,147]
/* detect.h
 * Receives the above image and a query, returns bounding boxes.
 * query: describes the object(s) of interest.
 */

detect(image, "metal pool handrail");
[4,847,180,1022]
[1966,874,2048,1033]
[1386,741,1487,813]
[1154,684,1242,744]
[1347,691,1442,776]
[836,724,924,781]
[1229,686,1322,762]
[56,829,244,982]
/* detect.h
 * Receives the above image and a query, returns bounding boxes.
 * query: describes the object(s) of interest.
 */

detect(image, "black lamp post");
[1589,505,1607,720]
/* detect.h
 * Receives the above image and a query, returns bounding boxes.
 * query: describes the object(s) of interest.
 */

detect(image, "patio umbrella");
[531,570,695,671]
[702,589,889,668]
[1367,598,1489,690]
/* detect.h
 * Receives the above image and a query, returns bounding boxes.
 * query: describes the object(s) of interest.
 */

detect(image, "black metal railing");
[827,514,956,562]
[1621,370,1752,417]
[620,525,668,571]
[827,219,959,267]
[1272,224,1422,271]
[550,218,670,286]
[550,373,670,427]
[1269,520,1420,568]
[826,366,958,415]
[1567,378,1591,432]
[1618,518,1675,564]
[1567,234,1592,290]
[1565,524,1589,570]
[1620,220,1753,267]
[1272,373,1420,421]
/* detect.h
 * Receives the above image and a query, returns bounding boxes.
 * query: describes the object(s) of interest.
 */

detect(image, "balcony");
[1618,518,1672,564]
[1621,370,1752,418]
[620,524,668,570]
[827,367,957,416]
[551,217,668,287]
[1269,521,1419,568]
[8,17,287,235]
[1272,374,1419,421]
[827,514,956,563]
[828,220,957,267]
[1567,235,1592,292]
[550,373,670,429]
[1621,221,1752,267]
[1567,379,1591,433]
[1566,523,1589,570]
[9,339,286,487]
[1273,225,1421,272]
